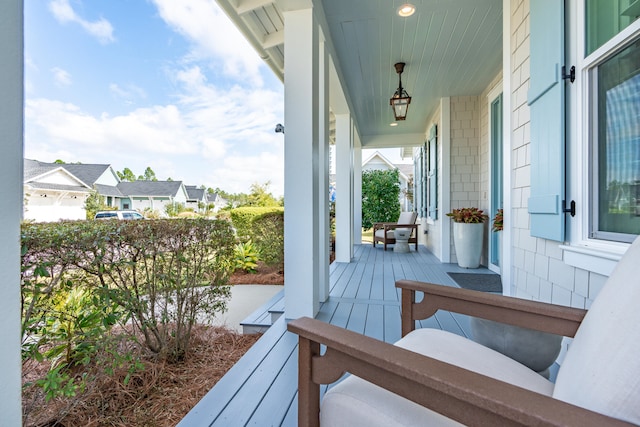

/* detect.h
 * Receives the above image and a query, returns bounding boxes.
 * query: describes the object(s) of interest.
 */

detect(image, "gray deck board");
[180,244,498,426]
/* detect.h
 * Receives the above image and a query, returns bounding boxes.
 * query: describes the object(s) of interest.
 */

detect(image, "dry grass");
[23,326,260,427]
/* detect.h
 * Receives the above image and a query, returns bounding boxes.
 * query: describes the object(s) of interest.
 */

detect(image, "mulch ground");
[228,262,284,285]
[23,326,261,427]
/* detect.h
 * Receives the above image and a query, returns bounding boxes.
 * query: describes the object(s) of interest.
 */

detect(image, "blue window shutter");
[428,125,438,219]
[527,0,566,241]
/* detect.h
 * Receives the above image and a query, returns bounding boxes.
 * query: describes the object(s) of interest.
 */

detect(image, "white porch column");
[318,38,331,302]
[0,0,23,423]
[353,138,362,245]
[283,7,320,319]
[335,113,353,262]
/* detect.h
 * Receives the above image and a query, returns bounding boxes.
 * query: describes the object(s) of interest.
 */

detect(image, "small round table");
[394,228,411,253]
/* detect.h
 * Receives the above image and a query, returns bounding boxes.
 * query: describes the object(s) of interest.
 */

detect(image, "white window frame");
[564,0,640,275]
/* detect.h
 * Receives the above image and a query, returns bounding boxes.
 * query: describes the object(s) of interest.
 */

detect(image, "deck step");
[240,289,285,334]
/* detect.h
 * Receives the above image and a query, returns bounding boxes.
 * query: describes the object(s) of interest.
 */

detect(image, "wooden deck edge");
[178,317,290,426]
[239,289,285,330]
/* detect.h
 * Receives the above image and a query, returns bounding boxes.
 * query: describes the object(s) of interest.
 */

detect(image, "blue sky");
[25,0,286,195]
[24,0,407,197]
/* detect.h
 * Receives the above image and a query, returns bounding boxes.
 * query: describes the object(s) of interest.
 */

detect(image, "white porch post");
[353,139,362,245]
[283,7,320,319]
[318,38,331,302]
[0,0,23,423]
[335,113,353,262]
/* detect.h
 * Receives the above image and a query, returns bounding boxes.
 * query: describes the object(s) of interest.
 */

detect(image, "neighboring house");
[116,180,189,214]
[185,185,207,212]
[362,150,413,212]
[23,159,121,222]
[329,148,414,211]
[206,192,228,212]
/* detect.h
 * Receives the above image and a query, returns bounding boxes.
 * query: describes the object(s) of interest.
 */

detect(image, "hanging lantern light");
[390,62,411,121]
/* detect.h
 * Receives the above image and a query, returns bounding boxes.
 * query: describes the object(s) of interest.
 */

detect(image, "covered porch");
[179,244,508,426]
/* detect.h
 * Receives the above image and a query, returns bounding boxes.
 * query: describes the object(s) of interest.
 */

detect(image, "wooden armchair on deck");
[373,211,418,251]
[288,236,640,426]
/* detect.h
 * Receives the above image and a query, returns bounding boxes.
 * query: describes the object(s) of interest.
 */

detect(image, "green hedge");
[229,207,284,267]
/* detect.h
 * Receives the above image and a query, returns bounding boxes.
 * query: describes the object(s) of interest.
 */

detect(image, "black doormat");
[447,272,502,293]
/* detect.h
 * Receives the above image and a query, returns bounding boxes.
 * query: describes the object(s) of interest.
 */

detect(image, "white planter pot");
[453,222,484,268]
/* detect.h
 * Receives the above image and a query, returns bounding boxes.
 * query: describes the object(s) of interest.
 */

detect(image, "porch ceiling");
[216,0,502,147]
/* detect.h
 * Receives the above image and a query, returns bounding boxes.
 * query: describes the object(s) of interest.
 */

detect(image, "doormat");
[447,272,502,293]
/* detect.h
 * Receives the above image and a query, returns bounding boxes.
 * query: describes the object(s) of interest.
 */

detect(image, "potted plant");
[492,208,503,269]
[446,207,488,268]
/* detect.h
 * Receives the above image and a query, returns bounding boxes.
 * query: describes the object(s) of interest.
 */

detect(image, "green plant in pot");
[446,207,488,268]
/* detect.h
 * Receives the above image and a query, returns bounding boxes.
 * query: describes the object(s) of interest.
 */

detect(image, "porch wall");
[448,96,481,265]
[508,0,607,311]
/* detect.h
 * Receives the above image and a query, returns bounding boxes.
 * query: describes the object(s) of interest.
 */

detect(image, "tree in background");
[246,181,282,207]
[84,189,111,219]
[117,167,136,182]
[138,166,158,181]
[361,169,401,229]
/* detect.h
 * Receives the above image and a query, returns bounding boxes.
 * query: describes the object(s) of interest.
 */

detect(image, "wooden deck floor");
[179,244,499,426]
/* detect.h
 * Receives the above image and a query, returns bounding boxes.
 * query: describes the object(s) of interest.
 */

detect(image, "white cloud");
[109,83,147,104]
[51,67,72,87]
[151,0,265,86]
[49,0,115,44]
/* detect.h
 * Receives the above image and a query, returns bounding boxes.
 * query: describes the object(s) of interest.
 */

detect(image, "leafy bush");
[229,206,282,242]
[250,210,284,267]
[21,219,235,363]
[228,207,284,267]
[361,169,401,229]
[234,241,261,273]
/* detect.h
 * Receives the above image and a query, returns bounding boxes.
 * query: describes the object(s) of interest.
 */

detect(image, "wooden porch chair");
[288,236,640,426]
[372,211,418,251]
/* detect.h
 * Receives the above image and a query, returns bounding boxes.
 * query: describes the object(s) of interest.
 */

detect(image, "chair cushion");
[321,328,553,426]
[552,236,640,424]
[374,229,396,240]
[398,211,416,224]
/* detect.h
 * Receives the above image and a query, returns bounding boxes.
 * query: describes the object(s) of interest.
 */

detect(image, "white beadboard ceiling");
[217,0,502,145]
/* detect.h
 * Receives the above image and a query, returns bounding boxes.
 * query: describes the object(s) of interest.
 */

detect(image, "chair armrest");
[397,280,587,337]
[288,317,632,427]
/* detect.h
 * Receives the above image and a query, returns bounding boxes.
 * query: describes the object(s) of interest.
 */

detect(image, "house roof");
[186,186,206,201]
[94,183,124,197]
[117,180,185,197]
[362,150,412,181]
[61,163,111,187]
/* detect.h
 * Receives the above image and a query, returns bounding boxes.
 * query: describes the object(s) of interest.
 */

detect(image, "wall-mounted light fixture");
[390,62,411,121]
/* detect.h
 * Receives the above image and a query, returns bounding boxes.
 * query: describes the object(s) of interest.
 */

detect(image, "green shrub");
[251,210,284,267]
[361,169,401,229]
[234,240,261,273]
[21,219,235,363]
[229,206,282,242]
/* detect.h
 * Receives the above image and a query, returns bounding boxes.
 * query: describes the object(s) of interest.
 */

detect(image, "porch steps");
[240,290,285,334]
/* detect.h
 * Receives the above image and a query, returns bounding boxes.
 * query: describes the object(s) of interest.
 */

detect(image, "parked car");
[94,210,144,220]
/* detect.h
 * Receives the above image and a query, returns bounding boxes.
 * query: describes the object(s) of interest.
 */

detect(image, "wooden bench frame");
[287,280,635,427]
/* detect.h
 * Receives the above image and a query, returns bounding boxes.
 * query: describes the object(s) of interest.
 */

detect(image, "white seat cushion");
[398,211,417,224]
[552,236,640,425]
[321,328,553,426]
[374,229,395,240]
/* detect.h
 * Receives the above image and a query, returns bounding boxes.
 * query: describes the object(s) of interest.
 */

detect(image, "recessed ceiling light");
[390,122,398,127]
[397,3,416,17]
